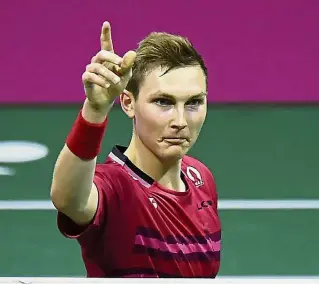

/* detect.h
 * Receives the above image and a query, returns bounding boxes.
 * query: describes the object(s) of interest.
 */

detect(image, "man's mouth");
[163,137,188,145]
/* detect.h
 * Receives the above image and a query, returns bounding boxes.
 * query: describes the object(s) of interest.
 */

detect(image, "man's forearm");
[50,99,111,212]
[50,145,97,211]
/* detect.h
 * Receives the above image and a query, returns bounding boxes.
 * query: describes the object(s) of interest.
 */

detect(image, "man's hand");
[82,21,136,115]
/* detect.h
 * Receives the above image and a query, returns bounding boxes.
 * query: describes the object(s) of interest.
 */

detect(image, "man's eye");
[186,98,204,107]
[154,98,173,106]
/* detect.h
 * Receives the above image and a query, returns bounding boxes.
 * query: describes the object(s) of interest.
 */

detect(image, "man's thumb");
[119,50,136,75]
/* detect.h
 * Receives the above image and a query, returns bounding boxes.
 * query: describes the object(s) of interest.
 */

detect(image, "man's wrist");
[66,107,108,160]
[82,98,114,124]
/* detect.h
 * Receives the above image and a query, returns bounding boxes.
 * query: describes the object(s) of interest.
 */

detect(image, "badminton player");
[50,21,221,278]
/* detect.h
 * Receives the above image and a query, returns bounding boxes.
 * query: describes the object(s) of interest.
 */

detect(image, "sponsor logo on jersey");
[148,197,158,209]
[186,166,204,187]
[197,200,214,210]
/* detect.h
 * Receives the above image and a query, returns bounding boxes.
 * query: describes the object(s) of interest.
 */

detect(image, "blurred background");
[0,0,318,277]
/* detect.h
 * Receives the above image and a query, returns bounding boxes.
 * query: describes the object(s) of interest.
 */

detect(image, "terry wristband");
[66,110,108,160]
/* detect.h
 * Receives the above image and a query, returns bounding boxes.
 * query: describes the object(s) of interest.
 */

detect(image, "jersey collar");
[108,145,154,187]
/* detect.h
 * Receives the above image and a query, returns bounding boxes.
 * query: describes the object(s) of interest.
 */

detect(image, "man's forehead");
[140,66,206,97]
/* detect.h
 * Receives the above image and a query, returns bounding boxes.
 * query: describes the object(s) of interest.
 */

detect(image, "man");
[51,21,221,278]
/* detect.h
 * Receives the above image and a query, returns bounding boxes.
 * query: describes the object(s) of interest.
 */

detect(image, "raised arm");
[50,22,136,226]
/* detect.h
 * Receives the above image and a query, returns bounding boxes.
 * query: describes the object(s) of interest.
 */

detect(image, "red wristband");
[66,110,108,160]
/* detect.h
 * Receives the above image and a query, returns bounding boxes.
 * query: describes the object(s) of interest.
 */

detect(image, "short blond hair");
[126,32,208,98]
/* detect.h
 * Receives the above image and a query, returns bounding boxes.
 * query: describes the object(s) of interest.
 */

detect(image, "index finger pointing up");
[100,21,114,52]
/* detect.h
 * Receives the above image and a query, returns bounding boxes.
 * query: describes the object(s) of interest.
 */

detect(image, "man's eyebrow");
[150,91,207,98]
[192,92,207,97]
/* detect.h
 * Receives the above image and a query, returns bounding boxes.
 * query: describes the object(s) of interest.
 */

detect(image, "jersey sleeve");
[203,165,218,212]
[56,164,116,240]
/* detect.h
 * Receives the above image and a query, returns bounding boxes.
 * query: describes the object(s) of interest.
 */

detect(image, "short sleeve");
[57,164,115,240]
[203,166,218,212]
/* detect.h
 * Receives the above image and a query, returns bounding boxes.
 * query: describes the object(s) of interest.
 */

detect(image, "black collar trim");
[109,145,154,187]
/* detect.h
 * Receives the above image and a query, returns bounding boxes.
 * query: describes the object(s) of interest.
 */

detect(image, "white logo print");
[0,141,49,176]
[186,166,204,187]
[148,197,158,209]
[128,173,138,180]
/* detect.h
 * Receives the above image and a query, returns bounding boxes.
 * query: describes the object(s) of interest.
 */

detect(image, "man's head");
[120,32,208,162]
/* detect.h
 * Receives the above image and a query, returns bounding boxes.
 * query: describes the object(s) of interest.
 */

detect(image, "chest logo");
[148,197,158,209]
[197,199,214,210]
[186,166,204,187]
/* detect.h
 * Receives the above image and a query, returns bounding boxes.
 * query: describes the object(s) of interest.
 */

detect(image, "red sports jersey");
[57,145,221,278]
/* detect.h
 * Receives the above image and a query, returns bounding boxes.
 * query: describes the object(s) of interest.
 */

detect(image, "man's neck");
[124,135,186,192]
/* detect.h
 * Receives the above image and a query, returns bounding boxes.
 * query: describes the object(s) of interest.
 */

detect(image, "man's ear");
[120,90,135,119]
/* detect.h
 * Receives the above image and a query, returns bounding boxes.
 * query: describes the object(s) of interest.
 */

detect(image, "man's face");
[133,65,207,162]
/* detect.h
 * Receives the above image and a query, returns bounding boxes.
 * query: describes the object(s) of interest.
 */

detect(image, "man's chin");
[157,145,189,162]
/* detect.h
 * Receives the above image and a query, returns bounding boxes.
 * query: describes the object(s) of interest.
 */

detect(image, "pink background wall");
[0,0,318,103]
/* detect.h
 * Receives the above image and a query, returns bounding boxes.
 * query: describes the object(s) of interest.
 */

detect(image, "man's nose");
[170,108,187,130]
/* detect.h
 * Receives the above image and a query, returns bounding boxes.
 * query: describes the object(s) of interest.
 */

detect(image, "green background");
[0,105,318,276]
